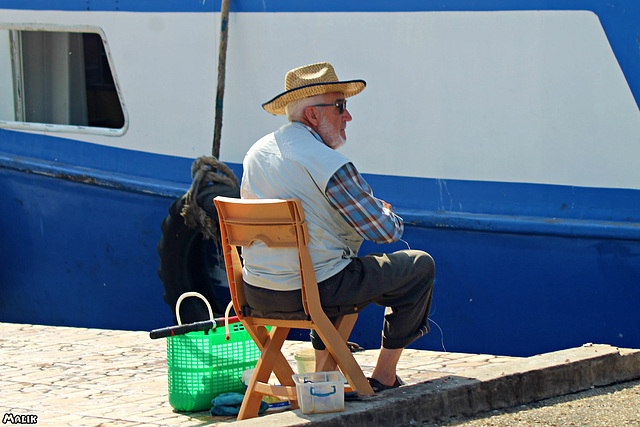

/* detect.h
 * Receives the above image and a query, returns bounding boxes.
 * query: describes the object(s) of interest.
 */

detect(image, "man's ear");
[303,106,319,127]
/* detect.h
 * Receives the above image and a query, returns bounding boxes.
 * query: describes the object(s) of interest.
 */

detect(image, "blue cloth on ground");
[210,392,268,416]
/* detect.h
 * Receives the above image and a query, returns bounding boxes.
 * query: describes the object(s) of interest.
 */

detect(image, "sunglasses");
[311,100,347,114]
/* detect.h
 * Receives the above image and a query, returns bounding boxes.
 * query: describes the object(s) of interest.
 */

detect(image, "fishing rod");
[149,315,240,339]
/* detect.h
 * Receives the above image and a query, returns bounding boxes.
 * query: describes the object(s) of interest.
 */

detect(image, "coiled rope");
[181,155,239,240]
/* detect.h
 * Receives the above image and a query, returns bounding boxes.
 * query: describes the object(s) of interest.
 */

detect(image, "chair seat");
[242,306,310,321]
[244,303,363,320]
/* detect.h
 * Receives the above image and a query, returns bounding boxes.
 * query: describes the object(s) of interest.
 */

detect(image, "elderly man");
[240,62,435,392]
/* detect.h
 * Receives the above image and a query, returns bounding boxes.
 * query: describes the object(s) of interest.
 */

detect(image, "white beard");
[317,115,346,150]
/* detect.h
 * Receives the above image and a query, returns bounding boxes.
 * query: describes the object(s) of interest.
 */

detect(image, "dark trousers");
[244,249,435,350]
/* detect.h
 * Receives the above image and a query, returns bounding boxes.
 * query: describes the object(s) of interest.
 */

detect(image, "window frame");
[0,23,128,137]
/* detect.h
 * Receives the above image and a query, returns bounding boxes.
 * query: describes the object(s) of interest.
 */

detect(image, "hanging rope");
[181,156,239,240]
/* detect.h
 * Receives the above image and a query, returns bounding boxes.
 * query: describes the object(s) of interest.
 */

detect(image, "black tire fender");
[157,183,239,324]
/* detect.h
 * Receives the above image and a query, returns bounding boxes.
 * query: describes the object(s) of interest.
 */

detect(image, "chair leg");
[263,327,299,410]
[237,325,275,420]
[314,315,374,395]
[316,314,359,372]
[238,378,268,420]
[238,326,297,420]
[335,313,358,340]
[243,323,296,390]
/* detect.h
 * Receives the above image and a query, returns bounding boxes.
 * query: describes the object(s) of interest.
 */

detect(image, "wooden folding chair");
[213,196,373,420]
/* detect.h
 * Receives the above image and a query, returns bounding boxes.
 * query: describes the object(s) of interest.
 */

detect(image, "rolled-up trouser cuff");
[382,323,431,349]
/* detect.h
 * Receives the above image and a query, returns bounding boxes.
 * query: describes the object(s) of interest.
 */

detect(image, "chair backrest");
[213,197,319,319]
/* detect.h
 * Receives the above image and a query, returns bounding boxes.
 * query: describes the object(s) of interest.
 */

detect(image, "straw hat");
[262,62,366,115]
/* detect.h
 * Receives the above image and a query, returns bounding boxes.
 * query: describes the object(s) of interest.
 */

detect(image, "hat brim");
[262,79,366,115]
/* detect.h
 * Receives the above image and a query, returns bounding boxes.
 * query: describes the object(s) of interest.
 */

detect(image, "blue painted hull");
[2,132,639,356]
[0,163,175,331]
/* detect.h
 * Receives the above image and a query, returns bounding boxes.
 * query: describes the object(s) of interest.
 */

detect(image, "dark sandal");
[367,376,403,392]
[344,391,364,401]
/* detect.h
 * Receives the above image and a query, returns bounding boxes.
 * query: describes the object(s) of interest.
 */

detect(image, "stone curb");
[232,345,640,426]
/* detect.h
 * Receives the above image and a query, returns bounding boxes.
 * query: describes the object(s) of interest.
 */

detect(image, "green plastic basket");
[166,292,261,412]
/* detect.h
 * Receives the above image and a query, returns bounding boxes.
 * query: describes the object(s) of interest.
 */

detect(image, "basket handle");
[310,385,337,397]
[224,300,234,341]
[175,292,214,326]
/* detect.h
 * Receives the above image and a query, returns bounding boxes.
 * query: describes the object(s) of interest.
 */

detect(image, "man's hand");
[382,200,393,212]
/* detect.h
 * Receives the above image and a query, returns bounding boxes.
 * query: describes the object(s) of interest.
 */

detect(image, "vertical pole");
[212,0,230,158]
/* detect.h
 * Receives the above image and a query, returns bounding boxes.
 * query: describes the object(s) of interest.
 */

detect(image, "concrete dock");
[1,322,639,426]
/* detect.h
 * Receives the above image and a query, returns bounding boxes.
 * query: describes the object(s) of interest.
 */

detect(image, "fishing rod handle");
[149,320,215,339]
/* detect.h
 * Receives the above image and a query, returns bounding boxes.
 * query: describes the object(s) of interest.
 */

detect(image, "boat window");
[0,29,125,133]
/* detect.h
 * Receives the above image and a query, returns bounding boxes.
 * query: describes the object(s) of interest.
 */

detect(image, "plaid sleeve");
[325,163,403,244]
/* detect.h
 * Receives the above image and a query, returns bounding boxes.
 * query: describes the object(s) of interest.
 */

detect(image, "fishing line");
[397,237,447,352]
[399,238,411,249]
[428,317,447,353]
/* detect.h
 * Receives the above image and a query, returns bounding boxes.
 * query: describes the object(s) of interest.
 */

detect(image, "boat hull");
[1,1,639,357]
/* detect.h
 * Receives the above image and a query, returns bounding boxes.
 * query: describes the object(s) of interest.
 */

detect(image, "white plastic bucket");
[294,348,315,374]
